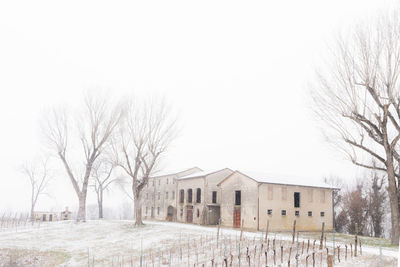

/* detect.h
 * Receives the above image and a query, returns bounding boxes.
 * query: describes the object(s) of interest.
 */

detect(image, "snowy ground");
[0,220,398,266]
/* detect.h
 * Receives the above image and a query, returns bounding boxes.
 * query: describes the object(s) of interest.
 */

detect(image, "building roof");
[220,170,340,190]
[150,167,202,178]
[178,168,232,180]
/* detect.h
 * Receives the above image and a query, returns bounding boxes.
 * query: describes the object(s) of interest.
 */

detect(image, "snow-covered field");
[0,220,398,266]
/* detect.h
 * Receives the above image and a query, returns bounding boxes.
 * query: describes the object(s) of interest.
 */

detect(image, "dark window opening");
[267,209,272,215]
[320,212,325,217]
[281,210,286,216]
[294,192,300,208]
[157,207,160,215]
[308,211,312,217]
[196,188,201,203]
[295,210,300,217]
[212,191,217,203]
[197,209,200,218]
[235,190,241,205]
[179,189,184,203]
[42,214,46,221]
[187,189,193,203]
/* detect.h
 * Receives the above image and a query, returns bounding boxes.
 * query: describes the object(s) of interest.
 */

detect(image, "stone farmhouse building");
[141,167,338,231]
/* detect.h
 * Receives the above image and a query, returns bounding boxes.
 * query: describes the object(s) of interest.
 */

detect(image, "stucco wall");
[219,172,259,230]
[176,177,205,224]
[258,183,333,232]
[141,174,178,221]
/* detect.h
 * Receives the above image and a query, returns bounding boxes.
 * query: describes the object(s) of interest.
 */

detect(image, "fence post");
[140,238,143,267]
[379,239,382,267]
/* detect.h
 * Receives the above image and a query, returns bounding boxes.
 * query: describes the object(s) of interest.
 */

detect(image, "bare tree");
[42,92,122,222]
[112,98,177,226]
[91,158,117,219]
[20,157,52,221]
[311,12,400,244]
[343,181,369,235]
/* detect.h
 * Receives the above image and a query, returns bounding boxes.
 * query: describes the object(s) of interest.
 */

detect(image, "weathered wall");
[219,172,259,230]
[176,177,205,224]
[141,174,178,221]
[258,183,333,232]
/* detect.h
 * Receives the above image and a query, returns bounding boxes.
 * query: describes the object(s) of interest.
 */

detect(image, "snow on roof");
[150,167,202,178]
[178,168,229,179]
[237,170,340,190]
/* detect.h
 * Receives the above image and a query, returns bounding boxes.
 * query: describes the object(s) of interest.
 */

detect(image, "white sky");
[0,0,398,213]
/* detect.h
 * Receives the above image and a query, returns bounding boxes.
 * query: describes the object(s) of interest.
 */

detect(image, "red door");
[233,208,241,228]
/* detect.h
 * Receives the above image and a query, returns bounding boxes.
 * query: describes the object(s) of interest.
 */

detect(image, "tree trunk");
[98,190,103,219]
[77,193,87,222]
[30,204,34,222]
[134,190,143,226]
[383,140,400,244]
[387,169,400,244]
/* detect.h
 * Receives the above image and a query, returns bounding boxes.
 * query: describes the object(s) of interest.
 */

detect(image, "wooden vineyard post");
[217,218,221,248]
[292,220,296,244]
[327,254,333,267]
[265,220,269,242]
[319,222,325,250]
[354,223,358,257]
[240,219,244,241]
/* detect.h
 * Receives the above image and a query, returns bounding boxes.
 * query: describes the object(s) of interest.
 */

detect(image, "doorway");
[233,207,241,228]
[186,207,193,223]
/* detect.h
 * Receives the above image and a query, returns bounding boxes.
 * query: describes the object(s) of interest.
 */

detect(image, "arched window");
[196,188,201,203]
[179,189,184,203]
[187,189,193,203]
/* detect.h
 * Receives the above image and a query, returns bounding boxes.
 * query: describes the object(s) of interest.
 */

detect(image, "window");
[166,192,168,199]
[166,178,169,184]
[320,212,325,217]
[188,189,193,203]
[281,210,286,216]
[268,185,273,200]
[281,187,287,201]
[212,191,217,204]
[294,192,300,208]
[172,191,175,200]
[43,214,46,221]
[180,189,184,203]
[308,211,312,217]
[197,209,200,218]
[235,190,241,205]
[196,188,201,203]
[180,209,183,217]
[295,210,299,217]
[157,207,160,215]
[267,209,272,215]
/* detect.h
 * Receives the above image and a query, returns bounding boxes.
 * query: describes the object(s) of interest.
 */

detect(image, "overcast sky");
[0,0,398,213]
